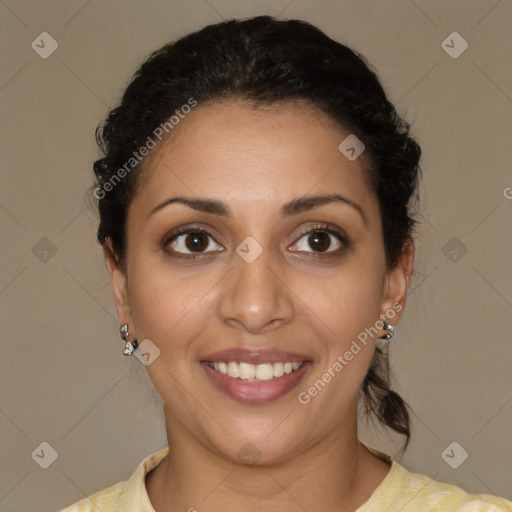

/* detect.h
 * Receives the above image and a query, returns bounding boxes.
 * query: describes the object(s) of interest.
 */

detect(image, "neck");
[146,403,392,512]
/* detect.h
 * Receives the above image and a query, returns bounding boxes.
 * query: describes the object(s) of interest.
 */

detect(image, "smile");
[206,361,305,381]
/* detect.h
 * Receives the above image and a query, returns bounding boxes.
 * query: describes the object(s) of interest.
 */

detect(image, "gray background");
[1,1,511,510]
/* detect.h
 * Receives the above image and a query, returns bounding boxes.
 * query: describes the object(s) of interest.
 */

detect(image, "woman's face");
[106,100,411,463]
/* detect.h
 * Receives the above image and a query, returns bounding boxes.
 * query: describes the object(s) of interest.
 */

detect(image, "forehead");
[130,100,376,218]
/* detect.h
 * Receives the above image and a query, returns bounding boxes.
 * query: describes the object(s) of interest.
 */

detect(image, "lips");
[201,348,311,365]
[200,347,313,403]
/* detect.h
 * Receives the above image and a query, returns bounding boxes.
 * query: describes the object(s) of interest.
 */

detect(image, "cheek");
[294,251,385,393]
[127,252,200,345]
[295,253,385,342]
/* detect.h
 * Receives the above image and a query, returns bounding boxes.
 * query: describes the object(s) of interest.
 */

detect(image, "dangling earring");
[379,321,395,341]
[120,323,138,356]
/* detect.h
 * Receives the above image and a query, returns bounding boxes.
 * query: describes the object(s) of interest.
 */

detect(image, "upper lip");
[201,348,311,365]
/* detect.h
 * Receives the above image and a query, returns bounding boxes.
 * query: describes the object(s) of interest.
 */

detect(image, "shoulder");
[367,460,512,511]
[57,481,125,511]
[57,446,169,512]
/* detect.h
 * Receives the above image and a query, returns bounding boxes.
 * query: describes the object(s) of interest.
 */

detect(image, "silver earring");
[379,322,395,341]
[120,323,138,356]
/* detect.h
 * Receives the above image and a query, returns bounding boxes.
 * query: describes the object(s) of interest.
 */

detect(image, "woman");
[60,15,512,512]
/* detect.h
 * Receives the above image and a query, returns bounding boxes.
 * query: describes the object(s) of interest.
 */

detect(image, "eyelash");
[162,223,349,260]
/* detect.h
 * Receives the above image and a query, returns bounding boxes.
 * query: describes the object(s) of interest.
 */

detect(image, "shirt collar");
[121,446,169,510]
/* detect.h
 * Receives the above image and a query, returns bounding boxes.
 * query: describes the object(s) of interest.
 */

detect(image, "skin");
[105,100,414,511]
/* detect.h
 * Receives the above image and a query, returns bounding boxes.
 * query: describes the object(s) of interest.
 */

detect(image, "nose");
[217,246,295,334]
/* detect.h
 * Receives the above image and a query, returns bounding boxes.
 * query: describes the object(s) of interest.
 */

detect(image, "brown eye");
[183,232,210,252]
[165,228,223,256]
[291,226,348,255]
[307,231,331,252]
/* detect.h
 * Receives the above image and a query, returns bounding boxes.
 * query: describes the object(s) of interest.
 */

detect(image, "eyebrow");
[149,193,367,226]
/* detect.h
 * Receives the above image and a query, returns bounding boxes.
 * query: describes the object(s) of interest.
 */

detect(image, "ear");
[103,238,135,336]
[380,238,414,328]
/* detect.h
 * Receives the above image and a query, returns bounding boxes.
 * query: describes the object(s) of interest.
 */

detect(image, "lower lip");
[201,361,312,404]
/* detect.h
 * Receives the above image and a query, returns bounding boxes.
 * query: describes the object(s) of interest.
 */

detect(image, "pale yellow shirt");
[59,446,512,511]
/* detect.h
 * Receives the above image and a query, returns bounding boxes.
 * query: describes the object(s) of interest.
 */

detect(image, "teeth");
[227,362,239,378]
[256,363,274,380]
[273,362,284,378]
[239,362,256,380]
[208,361,305,381]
